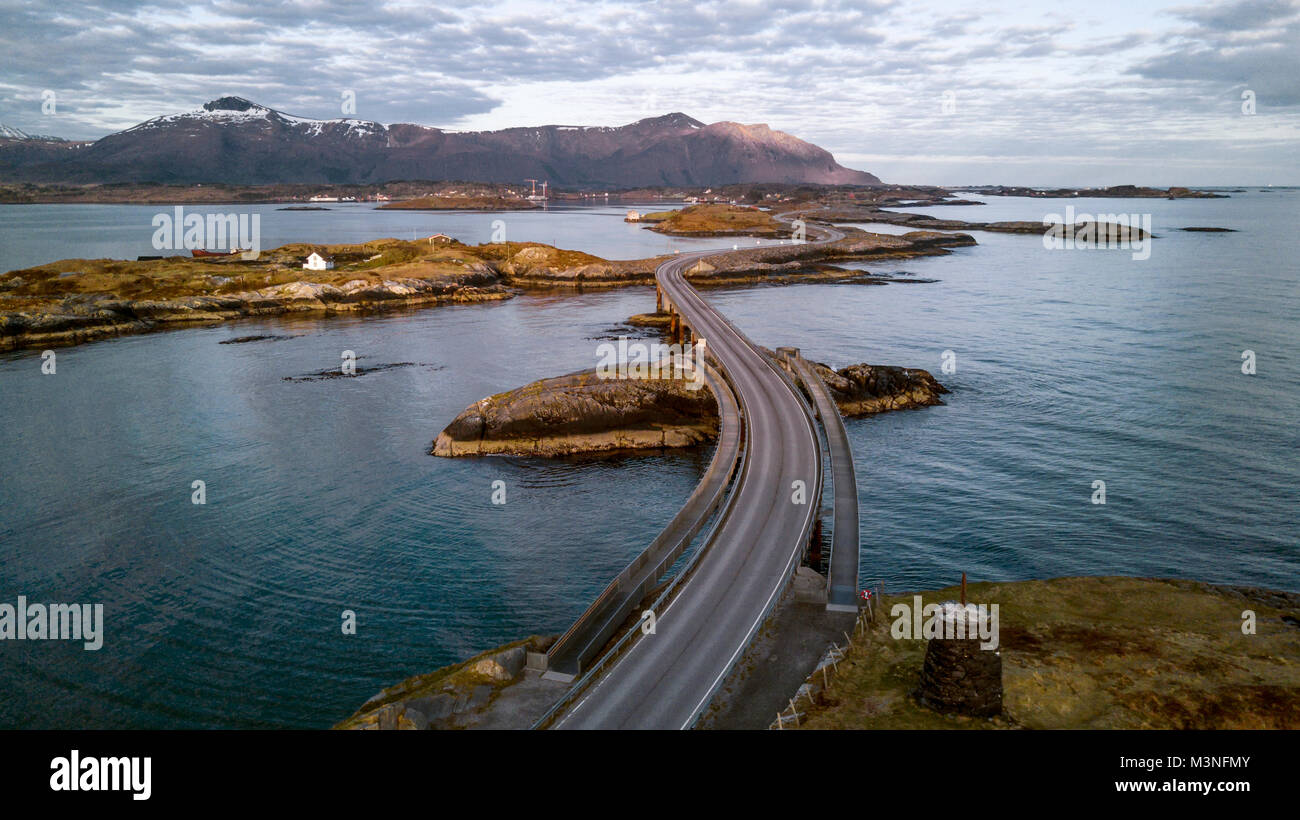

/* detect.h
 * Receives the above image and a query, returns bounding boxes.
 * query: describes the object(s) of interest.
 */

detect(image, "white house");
[303,252,334,270]
[625,210,641,222]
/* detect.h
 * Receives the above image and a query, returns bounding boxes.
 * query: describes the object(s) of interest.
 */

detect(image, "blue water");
[715,192,1299,592]
[0,194,1296,727]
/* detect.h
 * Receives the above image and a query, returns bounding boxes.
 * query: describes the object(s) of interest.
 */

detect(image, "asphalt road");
[554,217,843,729]
[544,361,743,679]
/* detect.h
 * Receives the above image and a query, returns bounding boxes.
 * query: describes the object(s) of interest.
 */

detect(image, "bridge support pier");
[808,517,824,573]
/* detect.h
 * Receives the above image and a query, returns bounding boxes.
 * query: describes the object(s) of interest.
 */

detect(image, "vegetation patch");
[794,576,1300,730]
[646,203,786,237]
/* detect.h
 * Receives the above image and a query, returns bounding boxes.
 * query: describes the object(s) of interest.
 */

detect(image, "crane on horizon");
[524,178,548,201]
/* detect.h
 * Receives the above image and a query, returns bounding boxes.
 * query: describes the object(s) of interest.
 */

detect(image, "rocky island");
[967,184,1226,199]
[432,352,947,458]
[809,203,1156,239]
[433,366,721,457]
[0,217,976,351]
[637,203,790,237]
[0,237,512,351]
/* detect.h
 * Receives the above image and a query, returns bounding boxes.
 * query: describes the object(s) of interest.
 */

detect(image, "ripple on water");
[0,194,1296,727]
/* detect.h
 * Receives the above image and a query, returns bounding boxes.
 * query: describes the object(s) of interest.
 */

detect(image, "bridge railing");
[531,371,753,729]
[789,355,861,609]
[535,236,835,728]
[542,354,745,679]
[681,338,826,728]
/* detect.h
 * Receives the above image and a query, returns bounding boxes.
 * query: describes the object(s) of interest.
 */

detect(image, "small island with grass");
[632,203,789,237]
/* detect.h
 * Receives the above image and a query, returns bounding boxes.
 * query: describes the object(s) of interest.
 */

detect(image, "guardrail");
[531,362,753,729]
[535,225,837,728]
[680,339,826,728]
[544,356,743,678]
[789,355,861,612]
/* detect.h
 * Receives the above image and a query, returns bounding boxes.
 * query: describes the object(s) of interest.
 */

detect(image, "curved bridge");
[543,214,851,729]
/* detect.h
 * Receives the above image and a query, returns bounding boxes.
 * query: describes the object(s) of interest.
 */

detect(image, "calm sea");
[0,193,1295,727]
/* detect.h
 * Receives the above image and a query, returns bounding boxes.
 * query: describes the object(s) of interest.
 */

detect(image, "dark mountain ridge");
[0,97,881,188]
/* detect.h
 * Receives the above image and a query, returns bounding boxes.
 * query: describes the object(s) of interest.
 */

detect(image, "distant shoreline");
[0,180,1234,205]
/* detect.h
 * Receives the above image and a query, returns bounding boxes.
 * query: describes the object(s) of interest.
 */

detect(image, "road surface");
[554,217,844,729]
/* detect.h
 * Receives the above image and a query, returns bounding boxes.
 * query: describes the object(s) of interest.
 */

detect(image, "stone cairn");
[917,590,1002,717]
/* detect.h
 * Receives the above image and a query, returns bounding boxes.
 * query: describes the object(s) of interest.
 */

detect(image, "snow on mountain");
[0,97,881,187]
[126,96,388,140]
[0,122,65,141]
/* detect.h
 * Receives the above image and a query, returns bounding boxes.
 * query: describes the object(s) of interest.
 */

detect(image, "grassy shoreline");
[0,216,975,352]
[798,576,1299,730]
[335,576,1300,730]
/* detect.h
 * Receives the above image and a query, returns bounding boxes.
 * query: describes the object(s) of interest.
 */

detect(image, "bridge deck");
[544,360,743,680]
[540,216,844,729]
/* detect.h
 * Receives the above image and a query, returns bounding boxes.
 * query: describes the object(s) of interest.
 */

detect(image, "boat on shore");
[191,248,244,257]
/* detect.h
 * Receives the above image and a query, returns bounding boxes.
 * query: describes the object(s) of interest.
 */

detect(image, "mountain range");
[0,97,880,188]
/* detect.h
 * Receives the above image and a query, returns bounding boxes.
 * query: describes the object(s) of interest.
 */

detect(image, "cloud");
[1131,0,1300,107]
[0,0,1295,184]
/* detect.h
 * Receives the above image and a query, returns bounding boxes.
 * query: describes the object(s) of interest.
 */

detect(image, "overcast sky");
[1,0,1297,185]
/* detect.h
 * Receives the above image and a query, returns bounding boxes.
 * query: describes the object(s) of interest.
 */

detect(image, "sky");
[1,0,1297,186]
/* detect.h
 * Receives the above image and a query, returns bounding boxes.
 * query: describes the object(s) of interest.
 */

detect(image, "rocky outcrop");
[496,245,626,286]
[1,223,976,351]
[644,204,787,237]
[813,206,1154,239]
[792,566,829,604]
[432,366,719,457]
[612,228,974,289]
[807,360,948,416]
[469,646,527,681]
[967,185,1225,199]
[434,353,948,458]
[0,273,510,351]
[787,577,1300,730]
[340,637,554,730]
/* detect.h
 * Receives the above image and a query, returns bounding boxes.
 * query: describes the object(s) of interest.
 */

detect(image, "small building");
[625,210,641,222]
[303,252,334,270]
[428,233,452,244]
